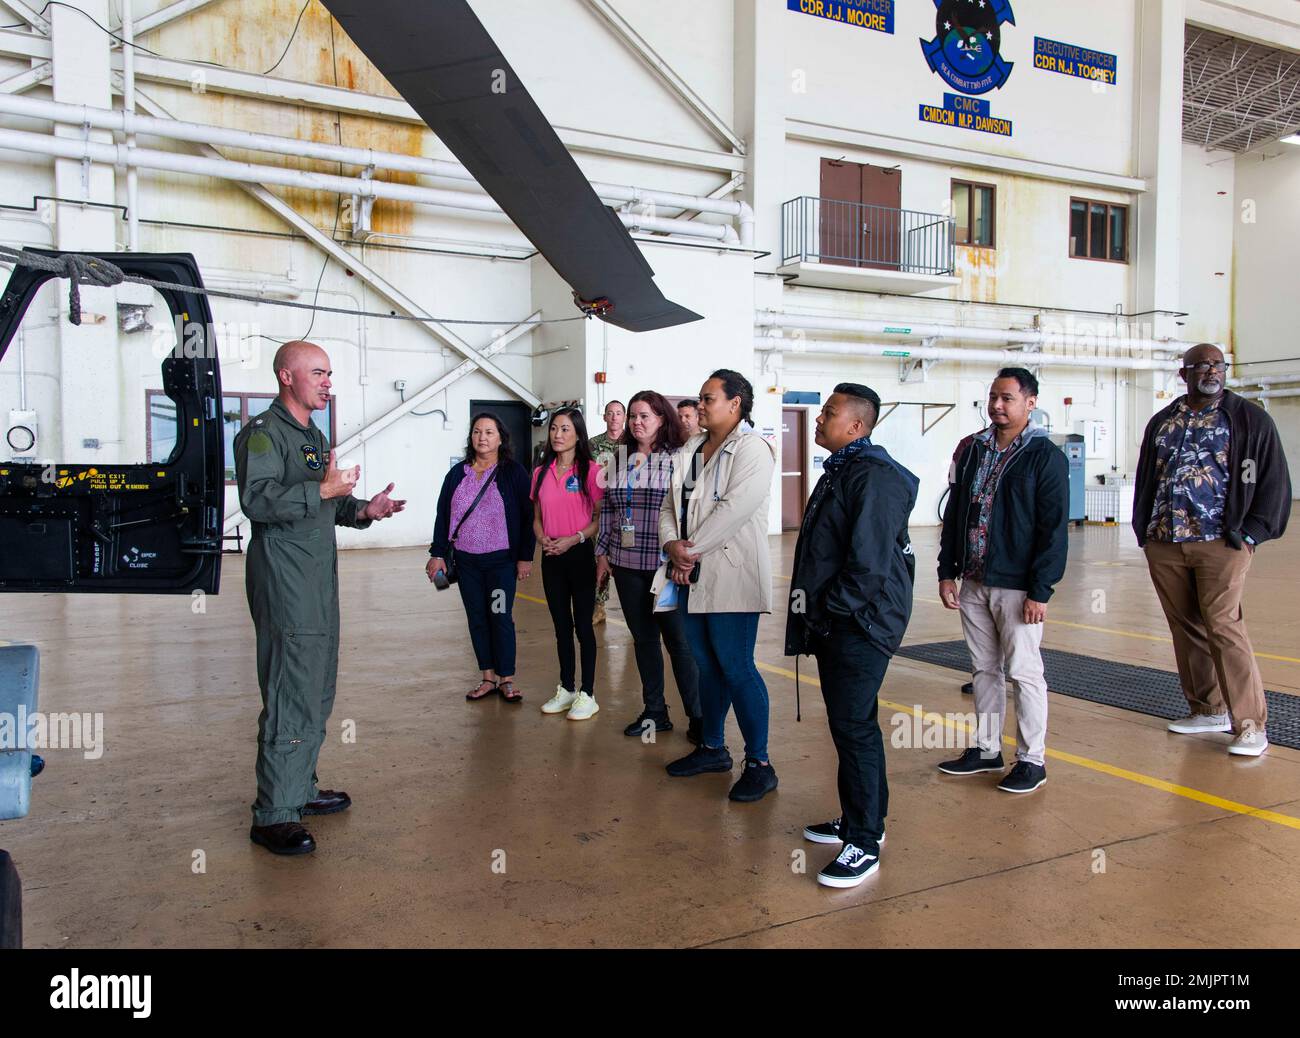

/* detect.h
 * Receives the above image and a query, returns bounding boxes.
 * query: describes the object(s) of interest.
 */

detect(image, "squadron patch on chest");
[301,443,323,470]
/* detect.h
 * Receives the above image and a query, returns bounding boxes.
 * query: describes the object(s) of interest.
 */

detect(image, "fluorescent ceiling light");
[1281,134,1300,145]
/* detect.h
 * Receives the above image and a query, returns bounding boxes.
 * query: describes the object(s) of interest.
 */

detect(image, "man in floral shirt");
[1134,343,1292,758]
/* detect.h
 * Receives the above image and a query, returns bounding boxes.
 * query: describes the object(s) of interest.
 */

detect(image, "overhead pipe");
[1237,387,1300,401]
[0,125,737,243]
[756,310,1223,359]
[0,94,748,241]
[755,335,1185,373]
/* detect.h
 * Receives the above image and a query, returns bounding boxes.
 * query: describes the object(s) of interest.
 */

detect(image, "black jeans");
[541,540,597,695]
[813,622,891,855]
[611,564,701,720]
[456,549,517,676]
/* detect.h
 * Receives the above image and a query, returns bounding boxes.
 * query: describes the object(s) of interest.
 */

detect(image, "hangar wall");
[0,0,1296,557]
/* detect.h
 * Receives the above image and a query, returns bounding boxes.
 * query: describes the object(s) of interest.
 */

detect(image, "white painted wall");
[1178,143,1234,346]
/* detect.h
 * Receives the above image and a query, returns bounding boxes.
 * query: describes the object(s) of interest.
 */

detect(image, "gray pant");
[958,580,1049,765]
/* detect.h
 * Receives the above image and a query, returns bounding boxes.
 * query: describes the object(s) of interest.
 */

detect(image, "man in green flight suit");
[235,340,406,855]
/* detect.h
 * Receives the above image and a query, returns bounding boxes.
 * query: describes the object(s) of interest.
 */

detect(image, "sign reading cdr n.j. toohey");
[919,0,1016,96]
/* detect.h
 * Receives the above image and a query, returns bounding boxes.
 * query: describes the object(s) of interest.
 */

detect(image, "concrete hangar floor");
[4,512,1299,949]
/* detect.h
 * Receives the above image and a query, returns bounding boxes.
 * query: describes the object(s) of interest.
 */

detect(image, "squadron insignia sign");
[920,0,1016,96]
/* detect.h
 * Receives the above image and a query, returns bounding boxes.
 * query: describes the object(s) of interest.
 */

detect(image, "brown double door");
[819,158,901,270]
[781,408,807,531]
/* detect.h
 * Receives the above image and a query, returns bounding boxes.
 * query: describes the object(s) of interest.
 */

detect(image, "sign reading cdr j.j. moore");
[786,0,895,35]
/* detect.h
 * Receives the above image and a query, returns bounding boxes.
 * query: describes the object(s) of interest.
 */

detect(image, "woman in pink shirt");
[530,407,605,720]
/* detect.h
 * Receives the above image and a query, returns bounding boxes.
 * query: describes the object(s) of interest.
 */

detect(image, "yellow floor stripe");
[754,659,1300,832]
[514,589,1300,830]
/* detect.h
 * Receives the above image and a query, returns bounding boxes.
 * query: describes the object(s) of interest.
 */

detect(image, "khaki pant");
[959,581,1049,765]
[1143,539,1266,728]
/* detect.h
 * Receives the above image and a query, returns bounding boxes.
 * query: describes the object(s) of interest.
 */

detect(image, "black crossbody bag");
[443,466,501,586]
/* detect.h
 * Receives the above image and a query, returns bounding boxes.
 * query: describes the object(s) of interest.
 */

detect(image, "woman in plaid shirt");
[596,391,703,743]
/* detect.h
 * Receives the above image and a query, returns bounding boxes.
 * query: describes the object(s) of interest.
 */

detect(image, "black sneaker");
[817,843,879,888]
[937,747,1005,775]
[997,760,1047,794]
[666,744,733,777]
[728,758,778,802]
[624,711,673,737]
[803,817,887,846]
[686,716,703,745]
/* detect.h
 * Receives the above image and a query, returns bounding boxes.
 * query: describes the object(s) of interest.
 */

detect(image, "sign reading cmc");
[919,93,1013,136]
[919,0,1016,96]
[787,0,895,35]
[1033,37,1118,84]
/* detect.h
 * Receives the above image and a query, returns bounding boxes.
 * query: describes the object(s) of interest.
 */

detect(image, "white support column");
[1130,0,1186,472]
[734,0,785,269]
[50,0,119,463]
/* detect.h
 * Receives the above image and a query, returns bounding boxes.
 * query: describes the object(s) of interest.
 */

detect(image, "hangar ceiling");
[1184,26,1300,152]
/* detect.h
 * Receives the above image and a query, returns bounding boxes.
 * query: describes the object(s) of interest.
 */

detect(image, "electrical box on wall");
[1078,419,1109,459]
[5,410,37,462]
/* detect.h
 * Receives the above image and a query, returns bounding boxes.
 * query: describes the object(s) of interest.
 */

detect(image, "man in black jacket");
[937,368,1069,794]
[786,384,918,888]
[1133,343,1291,757]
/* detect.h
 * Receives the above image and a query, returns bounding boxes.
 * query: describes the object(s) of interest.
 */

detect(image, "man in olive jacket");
[786,383,918,889]
[235,341,406,855]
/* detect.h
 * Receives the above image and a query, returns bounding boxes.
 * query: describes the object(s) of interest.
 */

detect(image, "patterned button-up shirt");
[1145,398,1231,543]
[964,426,1031,581]
[597,451,676,571]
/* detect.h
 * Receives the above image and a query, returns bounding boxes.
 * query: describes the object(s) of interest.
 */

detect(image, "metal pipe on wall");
[0,123,739,243]
[756,310,1222,360]
[0,94,749,241]
[755,336,1184,372]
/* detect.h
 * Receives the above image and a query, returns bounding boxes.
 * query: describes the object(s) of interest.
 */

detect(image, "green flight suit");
[234,398,372,826]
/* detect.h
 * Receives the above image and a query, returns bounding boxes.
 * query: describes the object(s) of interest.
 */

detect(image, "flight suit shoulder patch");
[248,430,274,455]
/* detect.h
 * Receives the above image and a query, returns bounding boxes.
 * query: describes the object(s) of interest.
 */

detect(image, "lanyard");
[625,457,640,523]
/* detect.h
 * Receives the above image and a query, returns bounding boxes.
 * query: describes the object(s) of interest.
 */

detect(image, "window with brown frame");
[147,390,335,485]
[1070,198,1128,262]
[951,180,996,248]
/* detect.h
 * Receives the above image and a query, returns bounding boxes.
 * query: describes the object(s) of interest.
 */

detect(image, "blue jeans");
[456,549,517,676]
[680,591,769,761]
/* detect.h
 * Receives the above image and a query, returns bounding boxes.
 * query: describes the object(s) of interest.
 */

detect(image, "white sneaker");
[1228,720,1269,757]
[1167,713,1232,735]
[567,691,600,721]
[541,685,578,715]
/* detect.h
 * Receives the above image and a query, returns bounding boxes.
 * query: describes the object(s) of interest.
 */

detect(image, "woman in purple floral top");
[596,391,703,742]
[429,414,536,703]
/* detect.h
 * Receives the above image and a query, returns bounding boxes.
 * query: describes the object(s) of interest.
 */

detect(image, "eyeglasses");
[1184,362,1227,375]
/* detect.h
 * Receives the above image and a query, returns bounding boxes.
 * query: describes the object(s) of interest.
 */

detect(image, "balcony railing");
[781,197,955,276]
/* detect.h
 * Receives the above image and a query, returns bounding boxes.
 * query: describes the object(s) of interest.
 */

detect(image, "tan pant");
[1143,539,1266,728]
[958,580,1049,765]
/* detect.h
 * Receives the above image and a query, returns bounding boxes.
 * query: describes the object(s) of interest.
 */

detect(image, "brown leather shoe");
[249,822,316,855]
[302,789,351,816]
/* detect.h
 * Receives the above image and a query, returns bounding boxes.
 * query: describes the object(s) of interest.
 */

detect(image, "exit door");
[781,408,807,531]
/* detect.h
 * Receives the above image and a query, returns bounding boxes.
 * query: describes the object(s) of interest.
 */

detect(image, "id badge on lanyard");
[621,461,637,549]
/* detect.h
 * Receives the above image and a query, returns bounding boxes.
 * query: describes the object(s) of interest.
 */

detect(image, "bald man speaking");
[235,341,405,855]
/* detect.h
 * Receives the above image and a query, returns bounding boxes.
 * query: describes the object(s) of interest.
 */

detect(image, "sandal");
[466,679,498,701]
[498,681,523,704]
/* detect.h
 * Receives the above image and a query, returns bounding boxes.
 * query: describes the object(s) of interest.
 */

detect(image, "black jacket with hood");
[785,442,919,659]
